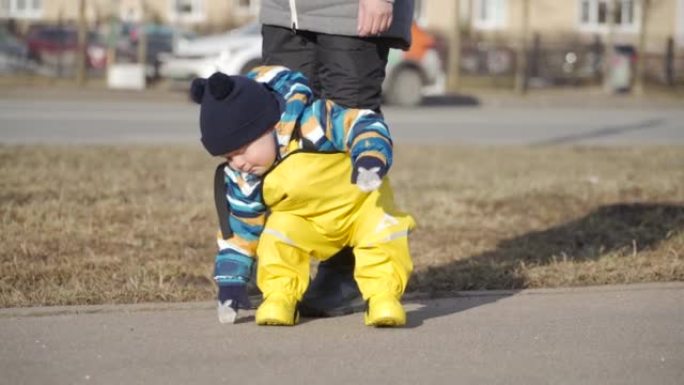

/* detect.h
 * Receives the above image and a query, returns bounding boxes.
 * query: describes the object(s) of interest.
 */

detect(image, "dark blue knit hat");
[190,72,282,156]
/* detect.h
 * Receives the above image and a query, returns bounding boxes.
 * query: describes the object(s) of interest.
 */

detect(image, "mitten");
[352,156,386,192]
[214,250,254,323]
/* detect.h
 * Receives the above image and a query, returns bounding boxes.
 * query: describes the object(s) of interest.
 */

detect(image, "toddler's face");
[223,129,276,175]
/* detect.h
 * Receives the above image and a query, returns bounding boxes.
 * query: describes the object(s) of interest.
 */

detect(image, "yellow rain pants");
[256,151,415,302]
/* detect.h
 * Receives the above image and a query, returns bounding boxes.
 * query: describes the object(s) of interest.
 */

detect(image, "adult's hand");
[357,0,394,37]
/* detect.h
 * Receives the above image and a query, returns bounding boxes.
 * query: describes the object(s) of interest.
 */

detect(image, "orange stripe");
[300,116,320,136]
[342,110,360,147]
[325,100,335,140]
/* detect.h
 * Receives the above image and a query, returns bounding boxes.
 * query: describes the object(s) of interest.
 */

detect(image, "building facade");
[417,0,684,53]
[3,0,682,52]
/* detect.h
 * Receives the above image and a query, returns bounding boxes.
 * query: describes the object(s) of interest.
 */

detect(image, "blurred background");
[1,0,683,104]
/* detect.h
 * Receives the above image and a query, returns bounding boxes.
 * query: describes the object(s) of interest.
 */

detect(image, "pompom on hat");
[190,72,283,156]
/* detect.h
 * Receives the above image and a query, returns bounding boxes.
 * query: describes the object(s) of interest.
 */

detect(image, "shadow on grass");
[406,203,684,327]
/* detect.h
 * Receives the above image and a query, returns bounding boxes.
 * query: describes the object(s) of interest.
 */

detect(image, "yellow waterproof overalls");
[256,147,415,303]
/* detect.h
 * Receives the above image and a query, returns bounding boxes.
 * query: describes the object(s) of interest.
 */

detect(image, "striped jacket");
[216,65,393,261]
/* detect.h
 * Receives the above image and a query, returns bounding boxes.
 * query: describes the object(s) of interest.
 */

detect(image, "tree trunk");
[634,0,650,95]
[603,0,616,93]
[447,0,462,92]
[515,0,530,94]
[138,2,148,70]
[76,0,87,85]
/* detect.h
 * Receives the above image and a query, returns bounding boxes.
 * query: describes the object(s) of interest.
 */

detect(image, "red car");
[25,25,107,69]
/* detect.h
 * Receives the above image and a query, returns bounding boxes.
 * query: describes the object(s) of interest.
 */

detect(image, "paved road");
[1,283,683,385]
[1,99,683,145]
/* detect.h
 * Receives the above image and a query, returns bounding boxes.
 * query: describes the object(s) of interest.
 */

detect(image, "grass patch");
[1,144,683,307]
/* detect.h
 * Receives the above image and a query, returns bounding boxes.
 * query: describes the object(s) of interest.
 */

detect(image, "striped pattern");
[216,66,393,262]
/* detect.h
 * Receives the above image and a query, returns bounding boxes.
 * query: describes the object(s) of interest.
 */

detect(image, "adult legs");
[315,34,390,112]
[261,25,321,98]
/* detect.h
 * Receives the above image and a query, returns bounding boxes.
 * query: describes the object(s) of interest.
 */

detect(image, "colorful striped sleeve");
[247,65,313,103]
[324,100,393,170]
[216,167,266,259]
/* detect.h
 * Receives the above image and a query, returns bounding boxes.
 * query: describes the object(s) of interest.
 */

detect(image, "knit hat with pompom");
[190,72,282,156]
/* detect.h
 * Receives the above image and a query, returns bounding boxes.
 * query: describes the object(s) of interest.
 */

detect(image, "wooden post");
[603,0,616,93]
[515,0,530,94]
[634,0,650,95]
[76,0,87,85]
[665,36,675,87]
[529,32,541,79]
[137,1,148,69]
[447,0,462,92]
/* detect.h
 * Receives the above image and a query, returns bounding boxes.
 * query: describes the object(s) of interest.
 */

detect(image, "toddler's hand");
[217,283,252,324]
[352,156,387,192]
[214,250,254,323]
[355,166,382,192]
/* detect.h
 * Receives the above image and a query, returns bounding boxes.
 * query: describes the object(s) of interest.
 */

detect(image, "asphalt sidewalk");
[2,282,683,385]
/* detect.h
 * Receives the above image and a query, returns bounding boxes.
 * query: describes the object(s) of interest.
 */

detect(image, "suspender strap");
[214,162,233,240]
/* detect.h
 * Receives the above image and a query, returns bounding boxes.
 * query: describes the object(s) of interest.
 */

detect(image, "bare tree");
[447,0,462,92]
[603,0,616,93]
[138,1,148,68]
[76,0,87,85]
[515,0,531,94]
[634,0,656,95]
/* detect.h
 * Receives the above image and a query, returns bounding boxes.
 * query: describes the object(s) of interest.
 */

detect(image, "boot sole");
[365,314,405,327]
[256,309,299,326]
[256,314,299,326]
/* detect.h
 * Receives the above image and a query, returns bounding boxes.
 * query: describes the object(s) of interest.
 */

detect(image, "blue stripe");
[228,216,262,241]
[351,138,393,166]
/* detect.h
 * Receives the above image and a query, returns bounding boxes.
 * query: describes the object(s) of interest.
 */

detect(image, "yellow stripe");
[351,132,390,149]
[230,235,259,255]
[237,213,266,226]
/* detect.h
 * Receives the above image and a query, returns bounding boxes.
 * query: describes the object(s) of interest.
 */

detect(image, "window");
[578,0,639,32]
[170,0,206,23]
[473,0,507,30]
[1,0,42,19]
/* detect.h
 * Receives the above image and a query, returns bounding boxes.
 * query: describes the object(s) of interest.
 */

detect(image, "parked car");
[0,25,28,73]
[160,22,444,106]
[25,25,107,70]
[120,23,197,78]
[383,22,445,106]
[158,22,260,80]
[174,22,259,58]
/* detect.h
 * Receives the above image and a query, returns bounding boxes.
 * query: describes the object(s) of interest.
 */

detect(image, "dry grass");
[1,144,683,307]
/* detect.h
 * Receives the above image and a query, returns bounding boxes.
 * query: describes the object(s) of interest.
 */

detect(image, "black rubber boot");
[299,247,364,317]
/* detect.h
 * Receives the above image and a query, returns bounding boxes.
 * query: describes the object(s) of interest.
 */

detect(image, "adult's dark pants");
[261,24,391,316]
[261,24,390,113]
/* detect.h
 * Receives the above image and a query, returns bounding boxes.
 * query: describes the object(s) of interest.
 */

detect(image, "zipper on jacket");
[288,0,298,32]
